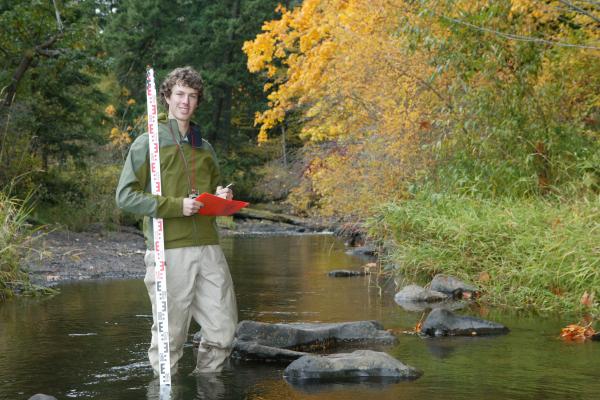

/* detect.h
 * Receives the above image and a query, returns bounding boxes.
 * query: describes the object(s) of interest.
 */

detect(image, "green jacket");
[116,119,220,249]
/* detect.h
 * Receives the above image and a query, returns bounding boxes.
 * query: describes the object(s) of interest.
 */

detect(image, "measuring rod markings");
[146,68,171,387]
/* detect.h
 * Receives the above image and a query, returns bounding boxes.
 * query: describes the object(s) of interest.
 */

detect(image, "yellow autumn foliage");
[244,0,440,217]
[104,86,145,161]
[104,104,116,117]
[244,0,600,219]
[109,127,131,147]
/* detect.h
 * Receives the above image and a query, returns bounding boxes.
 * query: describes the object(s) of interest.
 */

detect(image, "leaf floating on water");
[414,321,422,333]
[560,324,595,342]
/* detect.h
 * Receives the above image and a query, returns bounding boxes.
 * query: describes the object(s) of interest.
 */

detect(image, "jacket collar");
[163,118,203,149]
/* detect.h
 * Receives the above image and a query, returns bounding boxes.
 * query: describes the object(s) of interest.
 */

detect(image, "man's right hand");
[183,198,204,216]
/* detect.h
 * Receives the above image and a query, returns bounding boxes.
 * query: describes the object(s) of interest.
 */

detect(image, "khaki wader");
[144,245,238,375]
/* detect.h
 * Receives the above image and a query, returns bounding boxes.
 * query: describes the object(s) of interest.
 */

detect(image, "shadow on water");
[1,234,600,399]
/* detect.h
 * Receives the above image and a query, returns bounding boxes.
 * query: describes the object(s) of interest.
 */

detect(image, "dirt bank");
[24,218,326,287]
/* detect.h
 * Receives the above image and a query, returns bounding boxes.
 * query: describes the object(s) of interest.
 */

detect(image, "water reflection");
[1,235,600,399]
[286,377,413,395]
[145,376,226,400]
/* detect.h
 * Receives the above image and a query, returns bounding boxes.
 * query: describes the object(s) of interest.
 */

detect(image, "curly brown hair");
[159,66,204,109]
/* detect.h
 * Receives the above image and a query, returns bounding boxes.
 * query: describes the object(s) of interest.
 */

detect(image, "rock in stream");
[430,274,479,297]
[394,284,448,303]
[421,309,509,337]
[220,320,396,362]
[283,350,422,381]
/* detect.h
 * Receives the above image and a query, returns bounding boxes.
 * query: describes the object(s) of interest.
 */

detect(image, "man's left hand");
[216,186,233,200]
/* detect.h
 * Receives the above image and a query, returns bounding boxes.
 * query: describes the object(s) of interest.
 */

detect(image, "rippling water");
[1,235,599,399]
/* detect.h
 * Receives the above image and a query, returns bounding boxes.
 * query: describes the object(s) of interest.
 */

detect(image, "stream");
[1,234,599,399]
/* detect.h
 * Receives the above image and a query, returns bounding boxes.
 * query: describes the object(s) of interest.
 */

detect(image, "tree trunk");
[2,51,35,108]
[2,34,62,108]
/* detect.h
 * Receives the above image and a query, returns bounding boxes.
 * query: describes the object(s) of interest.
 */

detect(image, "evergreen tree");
[0,0,107,193]
[105,0,281,146]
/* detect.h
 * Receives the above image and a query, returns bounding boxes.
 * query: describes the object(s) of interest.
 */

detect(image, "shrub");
[0,192,53,300]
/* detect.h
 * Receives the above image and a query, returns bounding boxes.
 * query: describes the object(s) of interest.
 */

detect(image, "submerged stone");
[344,246,376,257]
[421,309,509,337]
[28,395,57,400]
[328,269,368,277]
[284,350,422,381]
[396,299,468,313]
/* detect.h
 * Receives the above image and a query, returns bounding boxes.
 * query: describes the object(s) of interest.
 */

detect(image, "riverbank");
[23,213,331,288]
[369,193,600,315]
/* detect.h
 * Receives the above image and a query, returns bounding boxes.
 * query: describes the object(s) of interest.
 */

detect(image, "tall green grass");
[0,192,55,300]
[369,193,600,314]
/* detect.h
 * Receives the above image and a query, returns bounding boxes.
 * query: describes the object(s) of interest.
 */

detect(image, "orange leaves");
[387,319,423,336]
[104,86,143,160]
[414,321,422,333]
[257,131,268,146]
[243,34,276,73]
[245,0,430,144]
[244,1,439,217]
[560,324,596,342]
[104,104,116,117]
[109,127,131,147]
[299,27,326,53]
[419,120,432,131]
[560,292,597,342]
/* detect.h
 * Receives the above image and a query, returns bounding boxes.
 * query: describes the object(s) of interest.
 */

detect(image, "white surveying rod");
[146,67,171,388]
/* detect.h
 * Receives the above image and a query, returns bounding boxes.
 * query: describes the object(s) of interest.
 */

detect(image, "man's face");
[166,83,199,122]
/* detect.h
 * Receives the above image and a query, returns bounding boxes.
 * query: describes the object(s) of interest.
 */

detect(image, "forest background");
[1,0,599,314]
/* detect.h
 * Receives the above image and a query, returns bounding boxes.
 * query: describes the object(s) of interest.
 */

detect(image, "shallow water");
[1,235,599,399]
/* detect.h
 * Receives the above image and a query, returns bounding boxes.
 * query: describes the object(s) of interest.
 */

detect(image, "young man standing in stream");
[115,66,237,376]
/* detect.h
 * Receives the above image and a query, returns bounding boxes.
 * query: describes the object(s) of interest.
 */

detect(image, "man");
[115,66,237,376]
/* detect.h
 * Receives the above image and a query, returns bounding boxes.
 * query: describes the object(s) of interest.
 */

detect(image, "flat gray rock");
[328,269,368,277]
[284,350,422,381]
[235,320,396,351]
[28,395,58,400]
[344,246,376,256]
[421,309,509,337]
[195,331,306,363]
[231,339,308,362]
[394,284,448,303]
[430,274,478,295]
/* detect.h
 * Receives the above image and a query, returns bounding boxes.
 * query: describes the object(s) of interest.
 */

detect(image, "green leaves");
[0,0,107,196]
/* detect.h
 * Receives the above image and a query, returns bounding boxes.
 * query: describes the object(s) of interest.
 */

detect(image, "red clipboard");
[194,192,249,216]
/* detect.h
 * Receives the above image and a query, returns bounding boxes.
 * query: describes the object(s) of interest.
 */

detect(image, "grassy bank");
[369,193,600,314]
[0,193,55,300]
